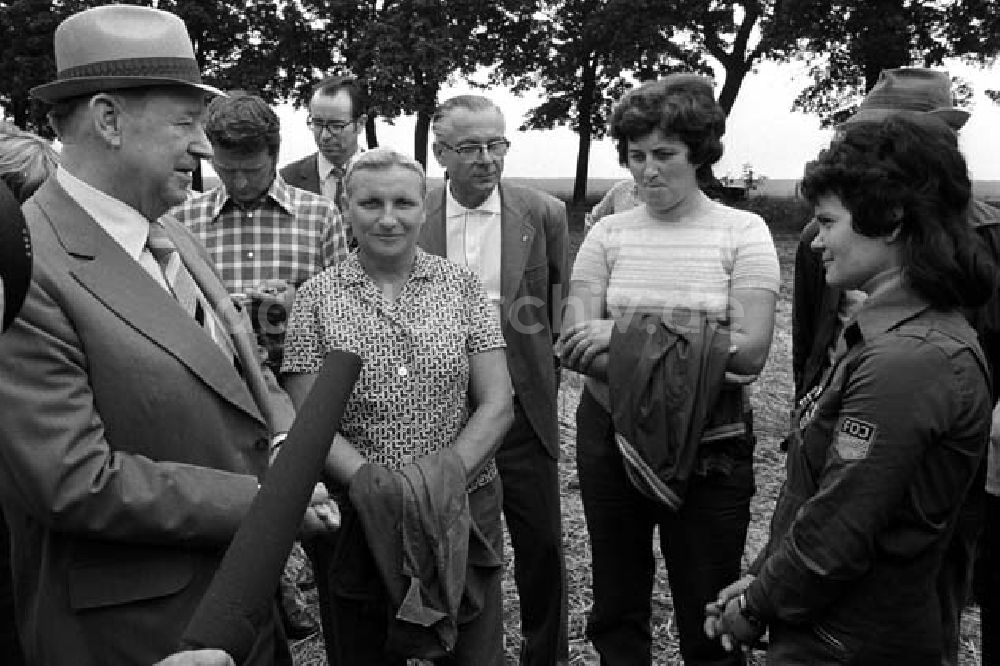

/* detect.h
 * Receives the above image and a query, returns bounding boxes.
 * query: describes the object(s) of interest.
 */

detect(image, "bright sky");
[273,58,1000,184]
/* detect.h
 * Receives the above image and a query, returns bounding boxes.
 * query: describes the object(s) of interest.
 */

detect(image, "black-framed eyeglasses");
[439,138,510,159]
[306,116,357,134]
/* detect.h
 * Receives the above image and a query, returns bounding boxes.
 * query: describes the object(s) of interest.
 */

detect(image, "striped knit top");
[572,191,780,405]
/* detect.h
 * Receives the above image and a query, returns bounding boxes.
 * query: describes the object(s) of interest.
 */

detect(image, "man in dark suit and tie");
[280,75,366,241]
[0,6,332,664]
[419,94,570,666]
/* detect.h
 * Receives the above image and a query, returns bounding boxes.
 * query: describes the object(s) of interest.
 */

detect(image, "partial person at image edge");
[707,114,995,665]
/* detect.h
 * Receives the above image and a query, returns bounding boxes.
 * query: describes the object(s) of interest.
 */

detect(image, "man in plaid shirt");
[171,92,349,373]
[170,91,348,642]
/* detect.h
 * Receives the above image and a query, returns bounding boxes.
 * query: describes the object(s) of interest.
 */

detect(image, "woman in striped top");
[558,74,779,665]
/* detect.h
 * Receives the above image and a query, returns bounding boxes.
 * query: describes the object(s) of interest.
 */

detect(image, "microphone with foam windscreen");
[179,349,361,660]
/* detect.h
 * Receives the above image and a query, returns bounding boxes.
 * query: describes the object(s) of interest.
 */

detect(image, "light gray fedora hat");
[30,4,223,103]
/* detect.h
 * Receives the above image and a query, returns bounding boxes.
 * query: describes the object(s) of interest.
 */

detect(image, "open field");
[289,197,984,665]
[489,177,1000,204]
[208,172,1000,206]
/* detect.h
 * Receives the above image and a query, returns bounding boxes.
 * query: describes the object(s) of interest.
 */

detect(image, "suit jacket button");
[254,437,269,451]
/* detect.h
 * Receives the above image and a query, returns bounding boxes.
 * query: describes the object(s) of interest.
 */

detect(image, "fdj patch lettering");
[834,416,877,460]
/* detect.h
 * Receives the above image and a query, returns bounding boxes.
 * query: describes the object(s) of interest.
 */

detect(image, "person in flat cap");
[0,5,333,665]
[790,67,1000,666]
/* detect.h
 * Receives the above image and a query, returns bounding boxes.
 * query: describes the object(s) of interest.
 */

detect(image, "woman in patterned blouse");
[281,148,513,665]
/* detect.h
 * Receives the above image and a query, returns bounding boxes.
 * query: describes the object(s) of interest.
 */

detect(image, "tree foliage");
[666,1,802,114]
[0,0,90,134]
[0,0,317,135]
[770,0,1000,127]
[161,0,317,103]
[496,0,711,205]
[303,0,539,166]
[0,0,545,170]
[8,0,996,196]
[495,1,812,204]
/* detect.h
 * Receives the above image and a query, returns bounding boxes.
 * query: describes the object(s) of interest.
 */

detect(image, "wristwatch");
[737,591,765,630]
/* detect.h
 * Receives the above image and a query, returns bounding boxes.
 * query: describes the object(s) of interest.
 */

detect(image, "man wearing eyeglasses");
[420,94,570,666]
[280,74,366,245]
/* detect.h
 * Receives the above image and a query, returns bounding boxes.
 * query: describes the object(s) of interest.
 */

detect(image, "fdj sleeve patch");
[834,416,877,461]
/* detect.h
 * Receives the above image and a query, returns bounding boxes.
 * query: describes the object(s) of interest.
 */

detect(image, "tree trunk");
[713,2,761,115]
[857,0,909,90]
[717,65,750,116]
[414,110,431,169]
[573,130,593,209]
[572,56,597,206]
[412,73,439,169]
[365,114,378,148]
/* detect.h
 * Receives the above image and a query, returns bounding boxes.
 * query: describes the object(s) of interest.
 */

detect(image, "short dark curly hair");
[610,74,726,181]
[800,114,995,308]
[205,92,281,157]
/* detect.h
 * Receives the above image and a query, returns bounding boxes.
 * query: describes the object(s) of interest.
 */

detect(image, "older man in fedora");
[791,67,1000,666]
[0,6,334,665]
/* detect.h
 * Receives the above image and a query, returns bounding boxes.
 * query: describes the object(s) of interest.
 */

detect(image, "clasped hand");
[556,319,614,373]
[245,278,295,305]
[299,482,340,537]
[153,649,234,666]
[703,575,764,652]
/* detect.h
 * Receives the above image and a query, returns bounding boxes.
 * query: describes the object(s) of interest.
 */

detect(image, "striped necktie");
[146,222,239,366]
[323,165,345,206]
[332,165,345,206]
[327,165,357,248]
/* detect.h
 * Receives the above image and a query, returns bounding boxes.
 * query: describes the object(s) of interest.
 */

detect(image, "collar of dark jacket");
[848,280,929,346]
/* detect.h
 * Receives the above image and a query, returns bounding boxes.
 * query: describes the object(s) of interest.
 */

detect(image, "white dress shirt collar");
[445,185,501,218]
[56,166,150,261]
[442,184,503,324]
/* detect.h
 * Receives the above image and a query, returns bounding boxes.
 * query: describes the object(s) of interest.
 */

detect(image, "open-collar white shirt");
[444,184,503,323]
[56,167,169,292]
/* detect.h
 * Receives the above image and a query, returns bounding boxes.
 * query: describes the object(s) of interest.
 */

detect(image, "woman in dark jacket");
[705,114,996,664]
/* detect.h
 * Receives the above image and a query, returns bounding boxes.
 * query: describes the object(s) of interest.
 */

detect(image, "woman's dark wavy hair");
[610,73,726,185]
[800,114,996,309]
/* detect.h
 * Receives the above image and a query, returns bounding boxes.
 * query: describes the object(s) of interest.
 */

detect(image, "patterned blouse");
[282,249,506,490]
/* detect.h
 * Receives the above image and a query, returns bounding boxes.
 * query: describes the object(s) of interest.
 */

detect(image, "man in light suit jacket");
[419,94,569,666]
[0,6,327,665]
